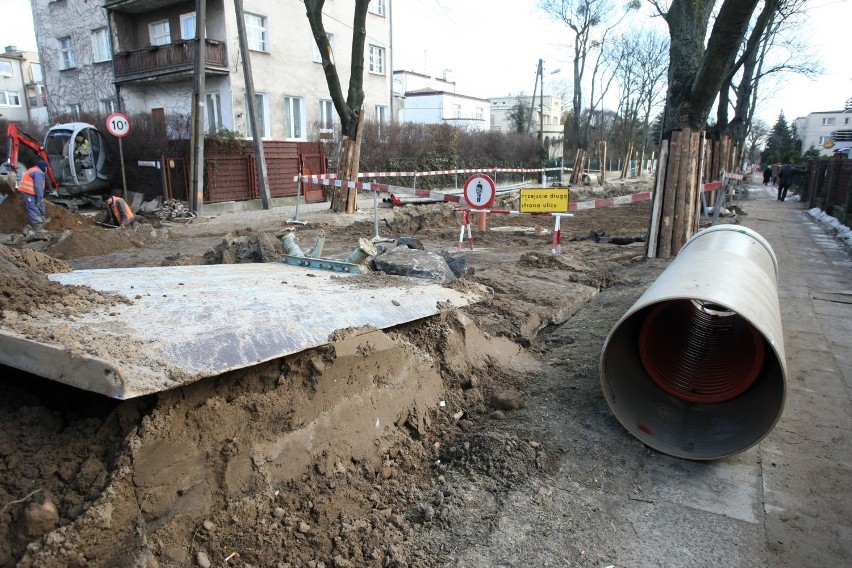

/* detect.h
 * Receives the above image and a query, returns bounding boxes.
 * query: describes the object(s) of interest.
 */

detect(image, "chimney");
[4,45,18,54]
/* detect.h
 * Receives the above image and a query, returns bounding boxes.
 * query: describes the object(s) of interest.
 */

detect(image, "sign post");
[106,112,131,200]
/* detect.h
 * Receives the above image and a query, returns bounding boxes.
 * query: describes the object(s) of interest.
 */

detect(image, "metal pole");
[189,0,206,216]
[118,137,128,201]
[287,167,306,225]
[235,0,272,209]
[539,59,545,186]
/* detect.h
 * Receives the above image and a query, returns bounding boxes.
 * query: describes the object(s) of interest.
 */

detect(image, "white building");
[30,0,392,140]
[489,94,562,137]
[393,70,490,131]
[792,98,852,157]
[0,45,48,124]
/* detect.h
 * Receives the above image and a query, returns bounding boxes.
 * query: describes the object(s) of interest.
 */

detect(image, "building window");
[0,61,12,76]
[247,92,270,138]
[284,96,305,139]
[453,104,461,119]
[30,62,42,82]
[319,99,335,130]
[375,105,389,123]
[369,0,386,16]
[180,13,197,40]
[313,33,334,64]
[368,45,385,75]
[149,20,171,46]
[821,117,836,126]
[91,28,111,63]
[245,13,268,52]
[67,103,81,120]
[818,136,827,145]
[475,107,484,120]
[0,91,21,106]
[59,36,75,70]
[102,98,116,114]
[205,92,223,133]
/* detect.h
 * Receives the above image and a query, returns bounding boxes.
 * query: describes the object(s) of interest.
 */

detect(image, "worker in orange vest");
[104,191,137,228]
[17,159,50,237]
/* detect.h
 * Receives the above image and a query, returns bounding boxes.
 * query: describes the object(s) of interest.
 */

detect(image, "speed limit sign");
[106,112,131,138]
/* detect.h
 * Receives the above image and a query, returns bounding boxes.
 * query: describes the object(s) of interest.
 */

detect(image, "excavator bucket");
[0,263,482,399]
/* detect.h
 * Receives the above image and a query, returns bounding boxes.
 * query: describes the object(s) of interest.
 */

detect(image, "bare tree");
[745,117,769,164]
[605,27,668,174]
[305,0,370,213]
[539,0,639,183]
[646,0,763,258]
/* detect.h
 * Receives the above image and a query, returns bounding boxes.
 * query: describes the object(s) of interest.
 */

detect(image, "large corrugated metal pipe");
[600,226,786,460]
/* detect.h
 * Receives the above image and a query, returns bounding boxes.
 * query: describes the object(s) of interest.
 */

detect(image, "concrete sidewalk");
[736,184,852,565]
[445,183,851,568]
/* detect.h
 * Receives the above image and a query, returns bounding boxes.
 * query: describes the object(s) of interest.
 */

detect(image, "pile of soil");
[0,195,162,261]
[1,190,669,567]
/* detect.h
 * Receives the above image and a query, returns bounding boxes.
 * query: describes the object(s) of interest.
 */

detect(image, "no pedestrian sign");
[463,174,496,210]
[106,113,131,138]
[519,188,570,213]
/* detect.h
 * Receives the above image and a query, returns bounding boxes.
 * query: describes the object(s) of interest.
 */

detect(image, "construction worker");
[104,191,137,228]
[17,160,50,237]
[74,133,91,169]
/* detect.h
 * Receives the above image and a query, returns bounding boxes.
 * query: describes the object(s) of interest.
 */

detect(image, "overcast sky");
[3,0,849,126]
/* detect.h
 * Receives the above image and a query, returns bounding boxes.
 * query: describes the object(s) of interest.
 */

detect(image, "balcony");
[113,39,228,84]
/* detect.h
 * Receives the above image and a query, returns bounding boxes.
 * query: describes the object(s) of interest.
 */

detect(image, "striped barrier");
[454,208,574,253]
[296,166,564,182]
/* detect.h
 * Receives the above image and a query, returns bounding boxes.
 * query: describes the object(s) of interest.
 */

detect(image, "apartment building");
[30,0,391,140]
[0,45,48,124]
[792,97,852,157]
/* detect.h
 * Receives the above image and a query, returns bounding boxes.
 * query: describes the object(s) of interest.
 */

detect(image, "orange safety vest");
[17,166,41,195]
[106,196,135,224]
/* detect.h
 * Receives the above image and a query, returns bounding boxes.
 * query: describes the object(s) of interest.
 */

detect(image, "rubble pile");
[143,198,196,221]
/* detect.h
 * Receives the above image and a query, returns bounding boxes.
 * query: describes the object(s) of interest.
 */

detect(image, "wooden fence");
[801,157,852,226]
[166,141,326,203]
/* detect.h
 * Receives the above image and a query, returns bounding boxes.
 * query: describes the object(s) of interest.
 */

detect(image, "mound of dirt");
[2,308,536,567]
[0,194,94,234]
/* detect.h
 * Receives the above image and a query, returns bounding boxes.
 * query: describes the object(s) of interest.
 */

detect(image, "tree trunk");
[650,0,761,257]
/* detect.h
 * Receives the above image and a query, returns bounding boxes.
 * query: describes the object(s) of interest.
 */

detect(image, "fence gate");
[165,157,189,201]
[300,154,327,203]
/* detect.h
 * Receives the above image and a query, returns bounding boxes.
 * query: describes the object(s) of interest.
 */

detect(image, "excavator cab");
[44,123,111,196]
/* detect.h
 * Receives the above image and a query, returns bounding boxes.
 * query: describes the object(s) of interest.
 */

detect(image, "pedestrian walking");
[777,160,796,202]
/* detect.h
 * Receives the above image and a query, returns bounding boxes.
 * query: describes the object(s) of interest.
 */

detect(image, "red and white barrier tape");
[296,166,564,182]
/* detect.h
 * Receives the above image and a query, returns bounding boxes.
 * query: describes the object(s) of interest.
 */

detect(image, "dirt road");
[1,181,849,567]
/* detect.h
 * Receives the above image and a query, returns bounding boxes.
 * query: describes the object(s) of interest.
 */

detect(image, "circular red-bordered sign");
[106,113,132,138]
[463,174,496,210]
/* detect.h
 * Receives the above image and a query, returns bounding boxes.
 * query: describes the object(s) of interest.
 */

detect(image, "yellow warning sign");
[520,188,570,213]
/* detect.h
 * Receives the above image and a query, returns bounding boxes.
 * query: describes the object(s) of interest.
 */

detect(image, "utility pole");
[189,0,207,215]
[538,59,545,185]
[235,0,272,209]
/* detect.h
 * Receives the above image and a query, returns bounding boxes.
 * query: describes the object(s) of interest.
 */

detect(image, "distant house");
[30,0,391,140]
[490,94,563,158]
[793,98,852,157]
[393,70,490,131]
[0,45,48,124]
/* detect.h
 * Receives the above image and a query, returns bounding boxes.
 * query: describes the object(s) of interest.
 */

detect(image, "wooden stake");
[646,138,669,259]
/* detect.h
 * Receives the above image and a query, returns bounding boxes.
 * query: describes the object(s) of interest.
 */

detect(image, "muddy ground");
[0,179,725,567]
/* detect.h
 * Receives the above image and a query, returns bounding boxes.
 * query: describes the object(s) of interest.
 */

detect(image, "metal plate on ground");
[0,263,481,399]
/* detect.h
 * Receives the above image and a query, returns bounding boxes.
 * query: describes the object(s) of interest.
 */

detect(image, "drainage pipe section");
[600,225,786,460]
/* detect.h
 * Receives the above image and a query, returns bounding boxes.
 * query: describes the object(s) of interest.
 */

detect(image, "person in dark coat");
[777,160,797,201]
[763,165,772,185]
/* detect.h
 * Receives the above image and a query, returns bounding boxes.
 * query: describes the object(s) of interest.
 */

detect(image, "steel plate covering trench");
[0,263,481,399]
